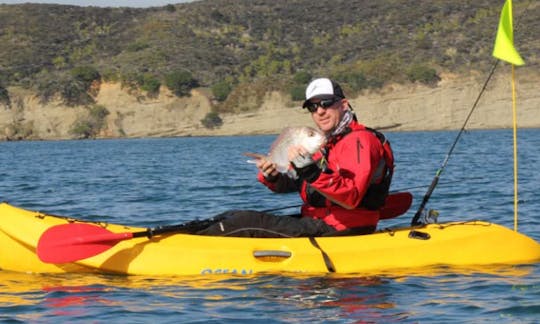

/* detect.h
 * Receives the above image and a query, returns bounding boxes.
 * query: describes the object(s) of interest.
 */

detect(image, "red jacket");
[258,120,387,231]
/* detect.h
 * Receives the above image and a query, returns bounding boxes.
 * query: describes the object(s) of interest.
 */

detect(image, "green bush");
[331,71,371,93]
[201,111,223,129]
[140,74,161,95]
[60,79,95,106]
[164,4,176,12]
[345,55,404,88]
[71,66,101,88]
[288,71,312,101]
[292,71,312,85]
[35,73,60,103]
[70,121,94,139]
[126,41,150,52]
[89,104,110,120]
[119,71,140,90]
[211,80,233,102]
[35,71,95,107]
[165,70,198,97]
[70,104,110,139]
[289,85,305,101]
[0,85,10,108]
[406,64,440,84]
[218,78,280,113]
[100,68,120,82]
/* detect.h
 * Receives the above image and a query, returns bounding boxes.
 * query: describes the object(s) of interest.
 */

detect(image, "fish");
[245,126,326,174]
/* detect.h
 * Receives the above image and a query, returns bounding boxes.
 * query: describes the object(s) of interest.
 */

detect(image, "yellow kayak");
[1,202,540,276]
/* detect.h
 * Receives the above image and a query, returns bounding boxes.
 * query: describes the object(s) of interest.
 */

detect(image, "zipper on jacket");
[356,139,361,163]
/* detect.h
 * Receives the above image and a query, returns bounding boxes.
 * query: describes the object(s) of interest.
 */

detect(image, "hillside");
[1,68,539,141]
[0,0,539,140]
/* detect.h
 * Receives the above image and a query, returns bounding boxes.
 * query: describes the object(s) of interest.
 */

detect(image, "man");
[197,78,393,237]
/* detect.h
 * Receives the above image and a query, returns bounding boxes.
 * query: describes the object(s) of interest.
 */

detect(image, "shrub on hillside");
[60,79,95,106]
[0,85,10,108]
[211,80,233,102]
[406,64,440,85]
[70,104,110,139]
[140,74,161,95]
[289,71,312,101]
[36,72,95,106]
[126,41,150,53]
[165,70,198,97]
[164,4,176,12]
[201,111,223,129]
[334,71,369,92]
[289,85,305,101]
[292,71,312,85]
[218,78,285,113]
[71,66,101,89]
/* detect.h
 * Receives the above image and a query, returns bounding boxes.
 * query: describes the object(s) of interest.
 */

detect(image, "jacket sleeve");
[309,132,383,209]
[257,171,299,193]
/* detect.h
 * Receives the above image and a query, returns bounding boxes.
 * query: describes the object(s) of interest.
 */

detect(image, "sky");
[0,0,194,7]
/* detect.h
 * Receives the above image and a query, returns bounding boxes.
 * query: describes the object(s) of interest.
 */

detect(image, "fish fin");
[244,152,266,160]
[244,152,267,164]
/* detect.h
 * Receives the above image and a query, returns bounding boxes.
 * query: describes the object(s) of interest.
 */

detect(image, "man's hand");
[287,145,314,168]
[256,157,279,180]
[288,145,325,183]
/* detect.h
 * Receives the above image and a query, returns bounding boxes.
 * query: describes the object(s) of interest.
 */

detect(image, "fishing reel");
[420,209,440,224]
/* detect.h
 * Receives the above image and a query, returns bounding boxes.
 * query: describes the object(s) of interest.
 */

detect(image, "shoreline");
[5,124,539,143]
[1,70,539,141]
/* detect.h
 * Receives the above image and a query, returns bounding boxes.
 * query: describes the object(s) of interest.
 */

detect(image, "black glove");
[292,162,321,183]
[292,158,331,183]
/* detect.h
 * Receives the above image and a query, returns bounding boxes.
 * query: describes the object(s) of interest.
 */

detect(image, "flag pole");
[511,65,518,231]
[492,0,524,232]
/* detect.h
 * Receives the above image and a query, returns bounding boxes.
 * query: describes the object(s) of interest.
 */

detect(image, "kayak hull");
[1,202,540,276]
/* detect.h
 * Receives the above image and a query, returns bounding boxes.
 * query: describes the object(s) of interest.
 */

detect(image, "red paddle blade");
[37,223,133,264]
[380,192,413,220]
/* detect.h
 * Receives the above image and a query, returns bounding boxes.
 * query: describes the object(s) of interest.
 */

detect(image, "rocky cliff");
[1,69,538,141]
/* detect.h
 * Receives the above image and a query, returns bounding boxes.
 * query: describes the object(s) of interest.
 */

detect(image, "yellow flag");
[493,0,525,66]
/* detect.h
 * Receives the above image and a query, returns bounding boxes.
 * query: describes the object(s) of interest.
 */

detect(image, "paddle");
[37,192,412,264]
[37,219,215,264]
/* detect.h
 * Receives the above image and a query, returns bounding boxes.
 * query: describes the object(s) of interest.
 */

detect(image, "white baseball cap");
[302,78,346,108]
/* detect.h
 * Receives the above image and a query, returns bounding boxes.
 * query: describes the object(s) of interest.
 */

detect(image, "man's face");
[307,97,347,134]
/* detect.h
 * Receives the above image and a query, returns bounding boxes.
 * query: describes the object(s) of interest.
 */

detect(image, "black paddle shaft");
[132,218,220,238]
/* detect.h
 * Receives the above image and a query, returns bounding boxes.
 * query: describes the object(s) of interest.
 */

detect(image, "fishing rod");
[411,0,533,227]
[410,60,500,226]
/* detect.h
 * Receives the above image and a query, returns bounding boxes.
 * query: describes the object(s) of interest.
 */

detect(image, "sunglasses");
[304,97,341,113]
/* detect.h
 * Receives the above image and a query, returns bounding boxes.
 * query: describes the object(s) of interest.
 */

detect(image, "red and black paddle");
[36,222,190,264]
[37,192,412,264]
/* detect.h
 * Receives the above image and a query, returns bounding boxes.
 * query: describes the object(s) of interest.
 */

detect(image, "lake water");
[1,129,540,322]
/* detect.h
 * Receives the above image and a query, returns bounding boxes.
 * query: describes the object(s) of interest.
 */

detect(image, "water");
[1,129,540,322]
